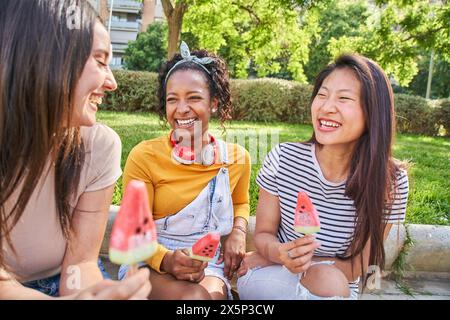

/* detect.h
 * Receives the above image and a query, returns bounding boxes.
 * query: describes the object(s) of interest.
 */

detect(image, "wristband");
[233,225,247,234]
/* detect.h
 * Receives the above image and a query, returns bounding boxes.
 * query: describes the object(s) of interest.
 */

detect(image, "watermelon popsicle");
[294,191,321,235]
[109,180,158,267]
[189,233,220,262]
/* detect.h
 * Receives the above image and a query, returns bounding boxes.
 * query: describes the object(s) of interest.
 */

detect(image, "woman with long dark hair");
[0,0,150,299]
[236,54,409,299]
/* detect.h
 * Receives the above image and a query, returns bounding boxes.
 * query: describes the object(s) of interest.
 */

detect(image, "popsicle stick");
[127,264,139,276]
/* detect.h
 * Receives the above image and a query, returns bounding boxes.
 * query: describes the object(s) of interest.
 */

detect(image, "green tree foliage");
[123,22,168,72]
[159,0,212,58]
[328,0,449,86]
[394,53,449,99]
[304,0,369,82]
[149,0,447,93]
[182,0,320,82]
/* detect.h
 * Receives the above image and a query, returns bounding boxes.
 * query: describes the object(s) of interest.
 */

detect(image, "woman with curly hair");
[119,42,251,300]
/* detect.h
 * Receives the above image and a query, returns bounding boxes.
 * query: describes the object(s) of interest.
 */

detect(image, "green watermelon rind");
[188,248,214,262]
[294,226,321,235]
[109,241,158,265]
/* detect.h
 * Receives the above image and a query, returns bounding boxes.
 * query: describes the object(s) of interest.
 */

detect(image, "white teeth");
[177,118,196,126]
[320,120,340,128]
[89,96,102,105]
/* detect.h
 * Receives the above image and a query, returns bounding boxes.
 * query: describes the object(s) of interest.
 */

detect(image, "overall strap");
[217,139,229,166]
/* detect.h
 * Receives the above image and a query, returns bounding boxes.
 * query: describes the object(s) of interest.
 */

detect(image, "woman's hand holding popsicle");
[278,236,321,274]
[72,268,151,300]
[161,249,207,283]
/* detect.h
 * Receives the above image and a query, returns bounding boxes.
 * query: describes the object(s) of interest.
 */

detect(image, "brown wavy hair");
[157,48,232,130]
[309,54,401,286]
[0,0,97,273]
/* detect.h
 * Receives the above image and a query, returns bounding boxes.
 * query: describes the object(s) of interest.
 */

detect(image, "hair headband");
[164,41,213,84]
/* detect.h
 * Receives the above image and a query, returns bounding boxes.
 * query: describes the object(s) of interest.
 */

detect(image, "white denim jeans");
[237,261,359,300]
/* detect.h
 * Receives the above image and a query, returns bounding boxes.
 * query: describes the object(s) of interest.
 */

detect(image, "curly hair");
[157,49,232,129]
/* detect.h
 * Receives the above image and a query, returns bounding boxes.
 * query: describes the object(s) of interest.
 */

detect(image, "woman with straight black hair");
[237,54,409,300]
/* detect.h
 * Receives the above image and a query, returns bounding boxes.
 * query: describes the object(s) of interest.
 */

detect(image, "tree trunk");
[161,0,188,59]
[167,14,182,59]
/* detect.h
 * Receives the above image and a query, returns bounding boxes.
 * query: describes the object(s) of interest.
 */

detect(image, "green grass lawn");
[97,111,450,226]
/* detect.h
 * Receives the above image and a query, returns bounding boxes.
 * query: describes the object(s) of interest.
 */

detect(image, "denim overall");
[119,139,234,298]
[155,139,233,247]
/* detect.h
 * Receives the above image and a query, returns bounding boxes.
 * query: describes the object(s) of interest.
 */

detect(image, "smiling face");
[165,69,217,145]
[72,21,117,127]
[311,67,366,151]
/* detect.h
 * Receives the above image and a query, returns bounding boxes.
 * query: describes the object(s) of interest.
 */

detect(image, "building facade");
[89,0,164,68]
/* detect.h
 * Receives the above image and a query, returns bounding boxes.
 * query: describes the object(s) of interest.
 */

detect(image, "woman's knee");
[150,282,212,300]
[177,284,212,300]
[300,264,350,298]
[237,266,298,299]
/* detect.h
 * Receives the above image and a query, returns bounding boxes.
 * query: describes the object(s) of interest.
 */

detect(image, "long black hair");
[309,54,400,282]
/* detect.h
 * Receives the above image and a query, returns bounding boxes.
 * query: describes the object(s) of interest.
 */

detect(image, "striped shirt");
[256,142,409,292]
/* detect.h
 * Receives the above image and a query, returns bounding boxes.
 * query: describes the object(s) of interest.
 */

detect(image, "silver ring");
[189,274,194,282]
[287,250,293,259]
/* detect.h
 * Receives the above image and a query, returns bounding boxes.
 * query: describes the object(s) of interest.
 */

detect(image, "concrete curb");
[404,224,450,273]
[101,205,450,273]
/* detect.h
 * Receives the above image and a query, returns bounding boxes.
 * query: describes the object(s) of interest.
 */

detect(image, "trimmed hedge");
[432,99,450,137]
[104,70,159,113]
[230,78,312,123]
[395,94,437,136]
[103,70,449,136]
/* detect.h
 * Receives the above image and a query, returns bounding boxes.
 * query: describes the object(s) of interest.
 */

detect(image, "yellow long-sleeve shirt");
[123,133,251,273]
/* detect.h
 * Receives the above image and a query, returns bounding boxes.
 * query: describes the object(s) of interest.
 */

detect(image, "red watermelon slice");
[109,180,158,265]
[294,191,321,234]
[189,233,220,262]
